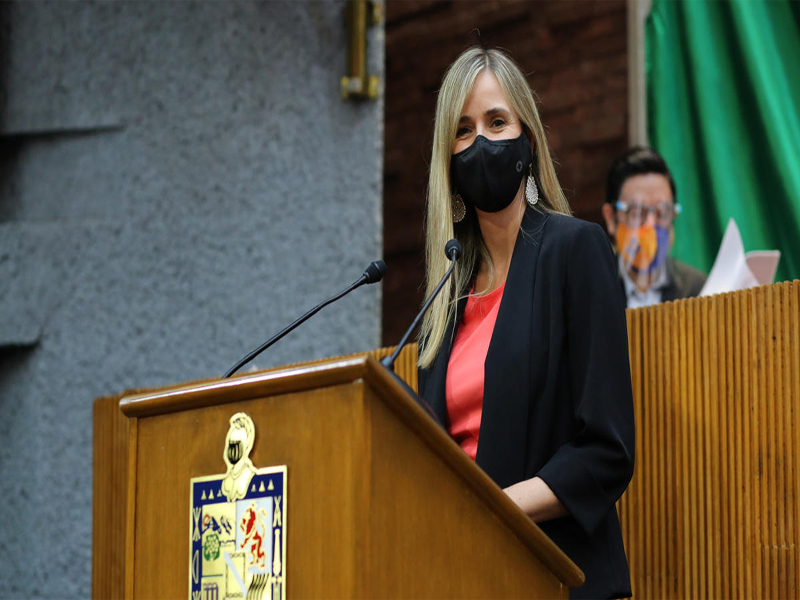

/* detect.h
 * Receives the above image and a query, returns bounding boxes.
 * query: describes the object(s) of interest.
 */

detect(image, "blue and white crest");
[189,412,286,600]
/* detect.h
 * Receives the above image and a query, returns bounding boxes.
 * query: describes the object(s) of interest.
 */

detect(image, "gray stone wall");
[0,1,383,596]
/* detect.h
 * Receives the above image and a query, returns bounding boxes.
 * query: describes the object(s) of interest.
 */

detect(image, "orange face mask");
[616,223,661,275]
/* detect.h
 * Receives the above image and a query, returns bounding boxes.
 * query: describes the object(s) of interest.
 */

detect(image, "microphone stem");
[384,258,457,371]
[223,275,367,378]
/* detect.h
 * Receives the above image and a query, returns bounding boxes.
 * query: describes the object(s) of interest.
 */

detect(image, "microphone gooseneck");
[223,259,386,378]
[381,240,462,373]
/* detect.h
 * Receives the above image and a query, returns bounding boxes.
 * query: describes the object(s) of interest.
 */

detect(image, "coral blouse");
[445,281,505,461]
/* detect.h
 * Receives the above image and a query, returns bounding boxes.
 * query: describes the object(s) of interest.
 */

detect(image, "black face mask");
[450,132,533,213]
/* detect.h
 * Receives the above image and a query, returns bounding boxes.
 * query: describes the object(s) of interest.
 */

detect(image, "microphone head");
[445,239,462,261]
[363,260,387,284]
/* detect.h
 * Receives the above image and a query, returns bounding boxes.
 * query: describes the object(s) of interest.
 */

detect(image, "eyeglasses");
[615,200,681,225]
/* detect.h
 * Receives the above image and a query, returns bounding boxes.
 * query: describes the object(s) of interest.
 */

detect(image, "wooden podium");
[94,353,583,599]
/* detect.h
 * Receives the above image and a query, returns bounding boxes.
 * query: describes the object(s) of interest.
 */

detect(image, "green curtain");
[646,0,800,281]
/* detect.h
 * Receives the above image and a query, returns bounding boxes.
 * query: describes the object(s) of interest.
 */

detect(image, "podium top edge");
[119,354,373,418]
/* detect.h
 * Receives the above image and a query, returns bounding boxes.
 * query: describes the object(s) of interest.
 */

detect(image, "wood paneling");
[618,282,800,599]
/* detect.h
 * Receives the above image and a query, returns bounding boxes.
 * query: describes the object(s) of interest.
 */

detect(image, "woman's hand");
[503,476,568,523]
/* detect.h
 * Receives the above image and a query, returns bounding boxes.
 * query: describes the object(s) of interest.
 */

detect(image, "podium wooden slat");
[618,281,800,599]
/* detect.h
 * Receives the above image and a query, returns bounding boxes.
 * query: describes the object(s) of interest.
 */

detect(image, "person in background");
[603,147,707,308]
[417,46,634,599]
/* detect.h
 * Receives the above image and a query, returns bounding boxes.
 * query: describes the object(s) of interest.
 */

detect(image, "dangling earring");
[451,192,466,223]
[525,164,539,207]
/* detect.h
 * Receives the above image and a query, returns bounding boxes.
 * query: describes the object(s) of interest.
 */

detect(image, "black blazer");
[419,207,635,599]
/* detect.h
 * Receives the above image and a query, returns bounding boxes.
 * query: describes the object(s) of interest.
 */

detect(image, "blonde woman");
[417,47,635,599]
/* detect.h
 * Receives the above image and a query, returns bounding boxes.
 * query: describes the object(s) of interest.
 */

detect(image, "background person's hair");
[419,46,571,369]
[606,146,677,206]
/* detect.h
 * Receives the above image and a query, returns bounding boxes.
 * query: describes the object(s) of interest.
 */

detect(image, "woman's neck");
[474,191,526,293]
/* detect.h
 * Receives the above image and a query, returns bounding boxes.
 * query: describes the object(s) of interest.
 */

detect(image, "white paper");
[699,218,780,297]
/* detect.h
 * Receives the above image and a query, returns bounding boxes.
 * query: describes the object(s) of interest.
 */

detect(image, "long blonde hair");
[418,47,572,369]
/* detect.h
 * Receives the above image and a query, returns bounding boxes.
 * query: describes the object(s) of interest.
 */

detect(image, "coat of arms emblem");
[189,412,286,600]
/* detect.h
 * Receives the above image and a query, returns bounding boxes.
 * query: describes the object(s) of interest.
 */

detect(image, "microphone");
[223,260,387,378]
[379,240,461,425]
[445,239,463,261]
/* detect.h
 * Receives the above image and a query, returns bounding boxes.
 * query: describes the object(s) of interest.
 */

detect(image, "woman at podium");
[417,47,635,599]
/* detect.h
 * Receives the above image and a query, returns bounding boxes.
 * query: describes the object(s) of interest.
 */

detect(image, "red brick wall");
[383,0,629,345]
